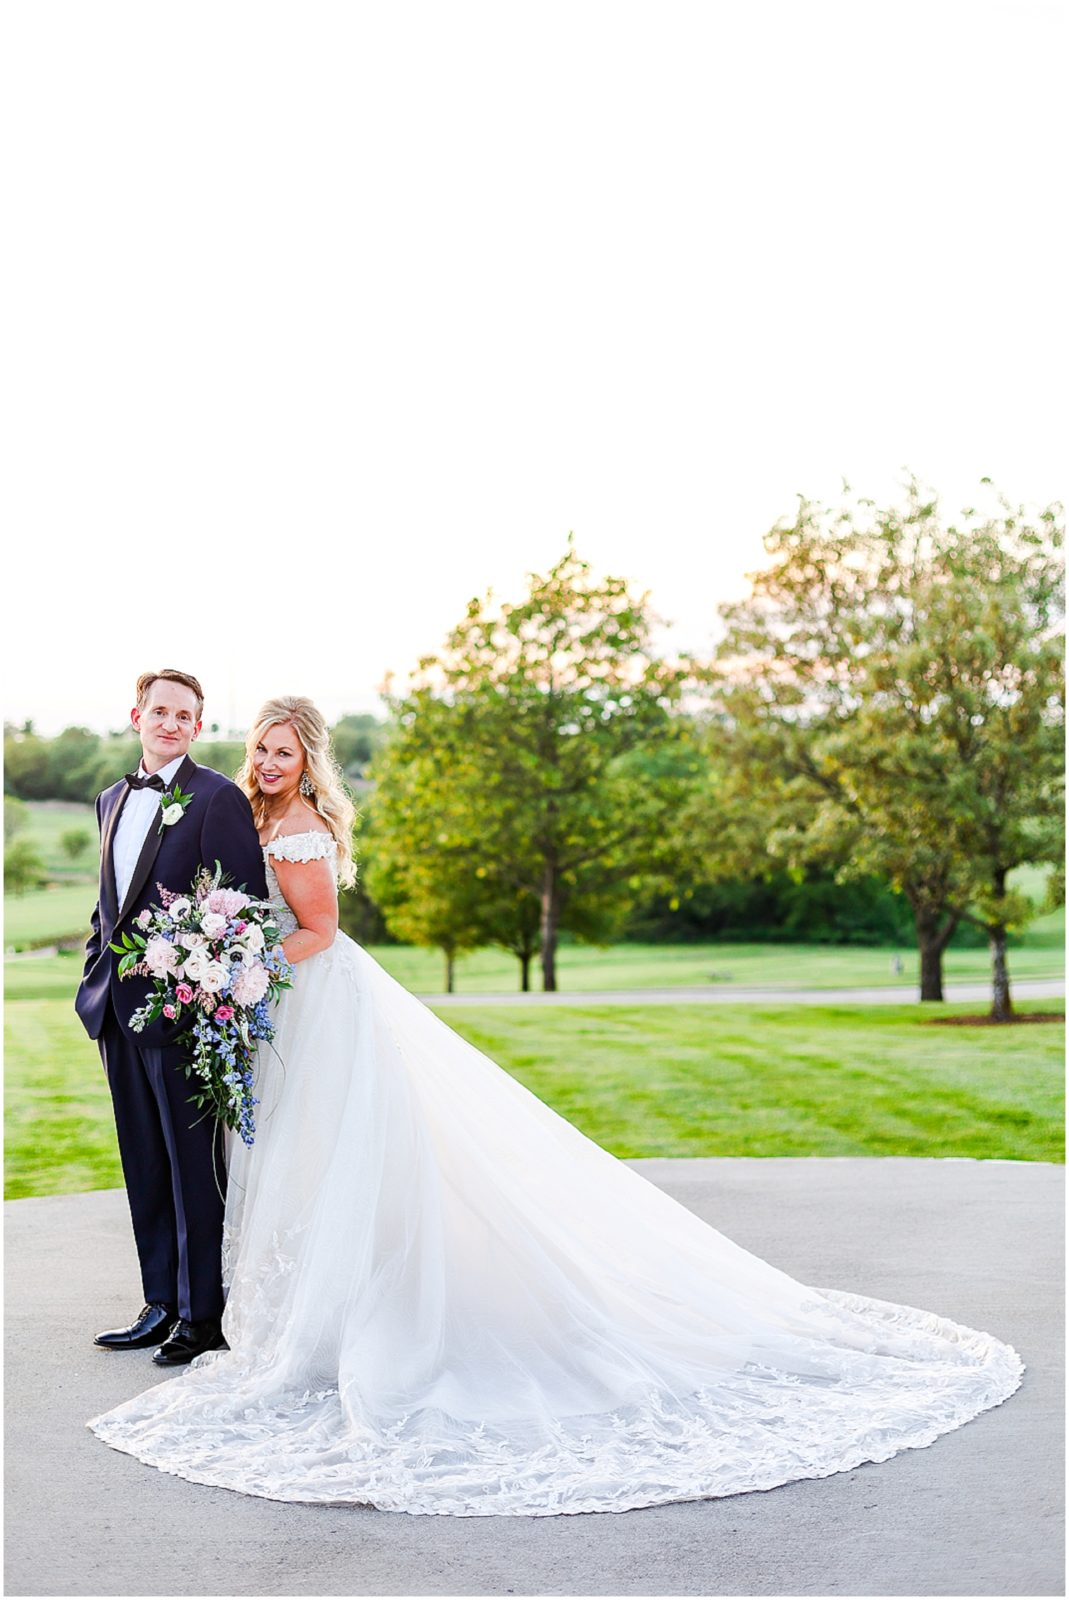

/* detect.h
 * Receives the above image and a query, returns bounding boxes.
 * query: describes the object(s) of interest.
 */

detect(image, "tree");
[5,837,46,895]
[378,539,690,990]
[856,494,1064,1019]
[60,827,92,862]
[364,702,508,990]
[708,479,1064,1011]
[3,726,54,799]
[336,806,394,948]
[4,796,29,843]
[47,727,105,801]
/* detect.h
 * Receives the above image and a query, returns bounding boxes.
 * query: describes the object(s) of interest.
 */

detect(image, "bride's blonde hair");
[237,696,357,888]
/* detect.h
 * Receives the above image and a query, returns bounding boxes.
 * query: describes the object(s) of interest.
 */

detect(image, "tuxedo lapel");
[99,785,129,929]
[117,755,198,923]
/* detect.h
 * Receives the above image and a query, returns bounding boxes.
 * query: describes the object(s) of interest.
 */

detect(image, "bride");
[88,695,1024,1517]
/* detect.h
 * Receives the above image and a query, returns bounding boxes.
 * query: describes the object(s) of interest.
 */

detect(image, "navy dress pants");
[98,1007,226,1322]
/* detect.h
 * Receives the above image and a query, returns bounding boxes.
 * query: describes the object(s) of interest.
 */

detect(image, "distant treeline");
[3,715,384,804]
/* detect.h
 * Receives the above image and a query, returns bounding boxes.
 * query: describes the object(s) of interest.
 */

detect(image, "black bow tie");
[124,771,166,792]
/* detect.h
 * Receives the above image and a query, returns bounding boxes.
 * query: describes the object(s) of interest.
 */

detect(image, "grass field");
[10,799,96,880]
[5,988,1063,1198]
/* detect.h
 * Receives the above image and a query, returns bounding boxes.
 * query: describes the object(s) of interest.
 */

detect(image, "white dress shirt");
[112,753,186,910]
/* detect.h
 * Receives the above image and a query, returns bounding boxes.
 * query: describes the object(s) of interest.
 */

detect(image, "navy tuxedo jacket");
[75,756,268,1045]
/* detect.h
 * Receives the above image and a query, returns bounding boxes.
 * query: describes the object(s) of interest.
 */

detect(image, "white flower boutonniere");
[158,782,194,833]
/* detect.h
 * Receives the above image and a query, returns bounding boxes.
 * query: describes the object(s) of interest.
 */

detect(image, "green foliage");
[4,837,47,896]
[365,701,525,988]
[628,868,919,945]
[59,827,91,861]
[3,728,55,799]
[4,796,28,842]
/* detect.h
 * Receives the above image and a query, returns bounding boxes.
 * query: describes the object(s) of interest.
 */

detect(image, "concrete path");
[421,978,1066,1007]
[5,1159,1063,1598]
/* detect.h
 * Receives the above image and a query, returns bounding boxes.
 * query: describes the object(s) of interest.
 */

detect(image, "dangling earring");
[299,771,315,798]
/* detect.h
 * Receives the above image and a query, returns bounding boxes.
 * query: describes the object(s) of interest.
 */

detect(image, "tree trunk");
[911,903,960,1001]
[918,935,944,1002]
[540,856,560,992]
[987,866,1013,1022]
[445,949,455,994]
[519,952,530,992]
[989,924,1013,1021]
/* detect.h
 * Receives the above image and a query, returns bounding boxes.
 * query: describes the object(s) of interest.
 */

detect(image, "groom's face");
[131,680,202,772]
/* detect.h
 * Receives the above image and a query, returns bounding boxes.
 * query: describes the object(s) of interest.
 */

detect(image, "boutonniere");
[158,782,194,833]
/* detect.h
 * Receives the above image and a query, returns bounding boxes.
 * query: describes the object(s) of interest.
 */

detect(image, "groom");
[76,669,267,1366]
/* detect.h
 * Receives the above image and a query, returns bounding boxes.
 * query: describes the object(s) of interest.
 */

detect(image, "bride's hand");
[271,854,338,964]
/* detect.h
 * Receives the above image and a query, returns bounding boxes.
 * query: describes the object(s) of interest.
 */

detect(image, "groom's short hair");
[136,668,205,720]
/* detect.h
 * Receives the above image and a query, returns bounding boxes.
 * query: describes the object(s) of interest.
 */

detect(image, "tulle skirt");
[88,933,1023,1515]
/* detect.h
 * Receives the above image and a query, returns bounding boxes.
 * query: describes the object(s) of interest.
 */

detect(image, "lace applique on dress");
[264,831,338,864]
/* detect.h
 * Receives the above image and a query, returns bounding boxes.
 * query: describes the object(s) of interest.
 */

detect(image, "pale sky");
[3,0,1064,736]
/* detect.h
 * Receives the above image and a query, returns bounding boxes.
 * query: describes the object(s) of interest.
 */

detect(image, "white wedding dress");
[88,832,1024,1516]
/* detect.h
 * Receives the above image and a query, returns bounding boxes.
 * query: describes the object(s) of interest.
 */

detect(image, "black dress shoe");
[152,1318,227,1367]
[95,1302,177,1351]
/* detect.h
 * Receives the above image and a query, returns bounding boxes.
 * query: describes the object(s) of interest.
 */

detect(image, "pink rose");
[175,983,194,1004]
[214,1004,235,1023]
[136,910,153,930]
[162,1003,177,1019]
[204,888,251,918]
[234,920,247,934]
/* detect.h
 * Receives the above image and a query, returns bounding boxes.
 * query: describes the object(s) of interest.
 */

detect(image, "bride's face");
[252,722,305,804]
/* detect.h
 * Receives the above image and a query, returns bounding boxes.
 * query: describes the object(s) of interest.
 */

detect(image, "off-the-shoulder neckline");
[262,827,335,846]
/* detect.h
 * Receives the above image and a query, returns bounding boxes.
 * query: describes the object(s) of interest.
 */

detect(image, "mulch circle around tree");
[922,1012,1065,1026]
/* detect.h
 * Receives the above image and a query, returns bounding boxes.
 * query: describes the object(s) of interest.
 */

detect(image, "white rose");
[182,946,209,981]
[160,803,185,827]
[199,960,229,994]
[179,930,206,950]
[240,924,265,953]
[168,897,192,921]
[200,912,227,938]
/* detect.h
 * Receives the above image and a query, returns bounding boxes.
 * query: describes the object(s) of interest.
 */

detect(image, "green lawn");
[13,799,97,879]
[3,884,101,951]
[6,989,1063,1199]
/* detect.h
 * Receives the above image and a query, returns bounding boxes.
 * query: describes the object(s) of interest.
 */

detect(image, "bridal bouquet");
[110,863,294,1146]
